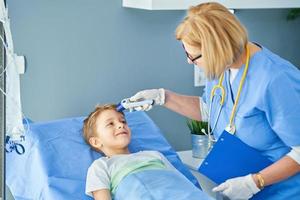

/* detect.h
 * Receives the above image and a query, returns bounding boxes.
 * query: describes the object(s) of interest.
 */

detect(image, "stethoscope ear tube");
[208,94,223,142]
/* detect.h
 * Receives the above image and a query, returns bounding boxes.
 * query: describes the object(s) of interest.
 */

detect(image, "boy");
[83,104,211,200]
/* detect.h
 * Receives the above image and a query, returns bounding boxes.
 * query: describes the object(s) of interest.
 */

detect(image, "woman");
[129,2,300,200]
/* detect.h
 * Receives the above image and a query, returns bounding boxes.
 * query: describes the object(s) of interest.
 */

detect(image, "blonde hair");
[176,2,248,79]
[83,104,122,151]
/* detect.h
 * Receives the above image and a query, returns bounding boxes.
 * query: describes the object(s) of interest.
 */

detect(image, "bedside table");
[177,150,222,200]
[177,150,204,171]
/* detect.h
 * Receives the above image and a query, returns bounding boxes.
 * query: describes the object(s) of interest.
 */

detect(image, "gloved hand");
[212,174,260,200]
[129,88,165,111]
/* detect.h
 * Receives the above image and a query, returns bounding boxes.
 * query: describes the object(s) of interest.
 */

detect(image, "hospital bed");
[6,111,208,200]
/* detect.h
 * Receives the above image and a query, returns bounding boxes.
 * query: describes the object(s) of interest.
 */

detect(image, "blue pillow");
[6,111,199,200]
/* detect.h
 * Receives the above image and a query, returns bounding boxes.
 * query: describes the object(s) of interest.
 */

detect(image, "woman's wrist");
[252,173,265,189]
[163,89,171,105]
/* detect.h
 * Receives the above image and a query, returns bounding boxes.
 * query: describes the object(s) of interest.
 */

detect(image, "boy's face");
[95,109,131,151]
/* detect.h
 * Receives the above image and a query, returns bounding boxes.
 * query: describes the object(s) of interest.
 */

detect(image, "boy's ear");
[89,137,102,149]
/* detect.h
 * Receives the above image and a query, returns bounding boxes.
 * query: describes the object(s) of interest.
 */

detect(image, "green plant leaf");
[186,118,209,135]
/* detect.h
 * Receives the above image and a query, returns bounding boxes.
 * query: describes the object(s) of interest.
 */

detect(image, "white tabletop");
[177,150,204,171]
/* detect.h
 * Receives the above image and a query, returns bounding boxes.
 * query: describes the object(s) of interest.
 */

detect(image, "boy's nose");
[117,123,124,129]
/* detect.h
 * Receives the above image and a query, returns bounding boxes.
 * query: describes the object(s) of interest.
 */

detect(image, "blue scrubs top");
[202,45,300,199]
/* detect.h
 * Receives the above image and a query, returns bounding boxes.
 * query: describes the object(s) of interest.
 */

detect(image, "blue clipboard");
[198,131,274,199]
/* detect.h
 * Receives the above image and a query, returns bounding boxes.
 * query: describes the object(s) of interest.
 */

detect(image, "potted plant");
[186,119,212,158]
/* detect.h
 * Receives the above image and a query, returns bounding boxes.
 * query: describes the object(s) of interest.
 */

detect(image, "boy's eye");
[106,122,113,127]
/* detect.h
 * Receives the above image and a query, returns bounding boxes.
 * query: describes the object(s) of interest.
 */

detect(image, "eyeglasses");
[182,44,202,63]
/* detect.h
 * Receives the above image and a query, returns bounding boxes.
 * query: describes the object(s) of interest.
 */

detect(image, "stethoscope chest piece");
[225,124,236,134]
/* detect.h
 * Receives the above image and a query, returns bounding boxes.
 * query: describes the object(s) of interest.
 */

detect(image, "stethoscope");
[207,74,225,142]
[206,45,250,142]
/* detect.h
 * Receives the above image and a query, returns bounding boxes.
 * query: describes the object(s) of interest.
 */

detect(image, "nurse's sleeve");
[200,86,209,122]
[263,71,300,146]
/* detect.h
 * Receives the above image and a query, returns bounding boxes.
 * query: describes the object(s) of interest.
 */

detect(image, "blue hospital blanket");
[6,111,200,200]
[114,169,212,200]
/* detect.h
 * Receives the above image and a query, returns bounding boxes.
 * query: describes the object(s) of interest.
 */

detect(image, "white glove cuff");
[157,88,165,105]
[287,146,300,164]
[246,174,260,194]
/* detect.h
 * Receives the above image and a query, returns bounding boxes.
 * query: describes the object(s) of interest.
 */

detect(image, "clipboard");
[198,131,274,199]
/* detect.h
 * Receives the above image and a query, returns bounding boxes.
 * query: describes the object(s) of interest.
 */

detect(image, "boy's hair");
[83,104,123,151]
[175,2,248,80]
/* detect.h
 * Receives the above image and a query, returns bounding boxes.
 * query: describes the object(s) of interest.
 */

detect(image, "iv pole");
[0,0,6,199]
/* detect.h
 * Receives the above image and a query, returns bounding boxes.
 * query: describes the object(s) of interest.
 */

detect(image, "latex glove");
[129,88,165,111]
[212,174,260,200]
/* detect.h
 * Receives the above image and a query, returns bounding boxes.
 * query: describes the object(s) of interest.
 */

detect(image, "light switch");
[14,54,25,74]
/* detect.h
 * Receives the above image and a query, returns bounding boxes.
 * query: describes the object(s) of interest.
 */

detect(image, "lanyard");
[225,45,250,134]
